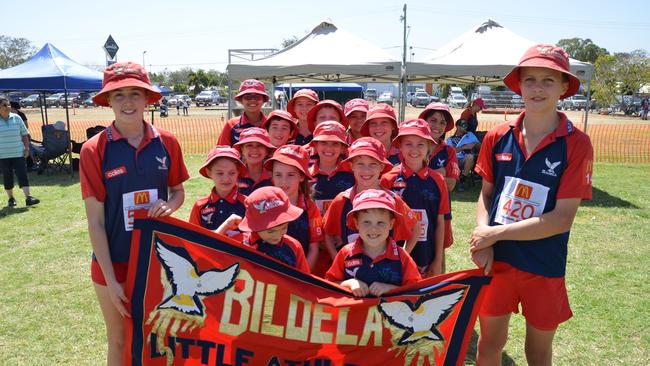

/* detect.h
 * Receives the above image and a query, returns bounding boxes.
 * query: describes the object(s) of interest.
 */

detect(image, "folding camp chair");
[31,122,71,174]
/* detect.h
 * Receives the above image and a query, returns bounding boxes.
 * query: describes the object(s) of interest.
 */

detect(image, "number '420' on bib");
[495,176,549,225]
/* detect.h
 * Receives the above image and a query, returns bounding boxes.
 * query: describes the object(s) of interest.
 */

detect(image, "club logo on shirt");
[542,158,561,177]
[252,198,283,214]
[495,153,512,162]
[345,267,360,278]
[344,258,362,268]
[514,183,533,199]
[105,166,127,179]
[156,156,168,170]
[201,212,214,224]
[437,157,446,167]
[134,191,151,205]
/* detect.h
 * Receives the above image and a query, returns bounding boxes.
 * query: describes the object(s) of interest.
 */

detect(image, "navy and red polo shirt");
[80,122,189,263]
[242,232,310,273]
[287,194,325,256]
[475,112,593,277]
[238,169,272,196]
[323,186,418,250]
[217,112,267,146]
[428,142,460,248]
[189,187,246,233]
[381,164,450,268]
[309,160,355,214]
[325,238,421,286]
[294,133,313,146]
[387,145,401,165]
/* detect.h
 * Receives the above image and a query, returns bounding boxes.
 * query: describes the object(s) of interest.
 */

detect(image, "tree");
[282,36,299,49]
[557,38,608,64]
[593,50,650,108]
[0,35,37,69]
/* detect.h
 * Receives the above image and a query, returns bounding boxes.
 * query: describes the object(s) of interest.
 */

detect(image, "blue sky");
[5,0,648,73]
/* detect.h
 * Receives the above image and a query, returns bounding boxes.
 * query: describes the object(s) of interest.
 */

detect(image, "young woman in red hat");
[287,89,319,145]
[233,127,275,196]
[218,79,269,146]
[80,62,189,365]
[470,44,593,365]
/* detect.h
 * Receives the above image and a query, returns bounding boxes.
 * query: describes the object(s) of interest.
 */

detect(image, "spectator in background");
[446,119,480,191]
[10,101,35,169]
[641,98,649,120]
[460,97,485,133]
[182,98,189,116]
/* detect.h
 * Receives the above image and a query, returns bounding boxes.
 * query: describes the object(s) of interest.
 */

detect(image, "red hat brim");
[238,204,303,232]
[503,58,581,99]
[92,79,162,107]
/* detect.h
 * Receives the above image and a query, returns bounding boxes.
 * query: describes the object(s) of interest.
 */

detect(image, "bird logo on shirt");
[154,237,239,316]
[437,158,445,167]
[378,289,464,345]
[345,267,359,278]
[201,212,214,225]
[156,156,168,170]
[542,158,561,177]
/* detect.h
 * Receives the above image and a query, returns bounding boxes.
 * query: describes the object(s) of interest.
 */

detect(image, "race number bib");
[413,209,429,242]
[495,177,549,225]
[123,189,158,231]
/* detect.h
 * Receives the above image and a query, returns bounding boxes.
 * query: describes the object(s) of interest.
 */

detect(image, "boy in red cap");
[189,146,247,235]
[343,98,369,143]
[218,79,269,146]
[460,97,485,134]
[471,44,593,365]
[322,137,418,259]
[216,186,310,273]
[262,110,298,147]
[80,62,189,365]
[381,119,450,276]
[233,127,275,196]
[287,89,319,145]
[306,100,348,139]
[360,103,400,164]
[325,189,421,297]
[264,145,324,272]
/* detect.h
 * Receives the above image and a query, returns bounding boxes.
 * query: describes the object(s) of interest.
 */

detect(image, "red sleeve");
[217,118,235,146]
[79,133,106,201]
[188,200,203,226]
[323,193,346,236]
[557,131,593,200]
[398,247,422,285]
[306,200,325,243]
[324,246,349,282]
[287,236,311,274]
[460,109,472,121]
[380,167,399,189]
[445,146,461,180]
[431,171,450,215]
[393,194,417,240]
[159,130,189,187]
[474,126,504,183]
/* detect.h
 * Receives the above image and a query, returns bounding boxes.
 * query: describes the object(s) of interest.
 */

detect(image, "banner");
[125,214,491,366]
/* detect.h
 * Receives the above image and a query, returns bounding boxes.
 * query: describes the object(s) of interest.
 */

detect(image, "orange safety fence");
[28,117,650,164]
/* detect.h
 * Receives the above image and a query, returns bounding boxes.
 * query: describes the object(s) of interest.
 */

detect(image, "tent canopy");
[227,21,401,83]
[0,43,103,91]
[406,19,594,84]
[275,82,363,92]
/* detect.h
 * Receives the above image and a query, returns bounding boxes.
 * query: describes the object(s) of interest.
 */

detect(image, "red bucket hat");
[309,121,348,147]
[238,186,304,232]
[263,144,312,178]
[418,102,455,133]
[307,100,348,131]
[199,146,246,178]
[344,98,369,117]
[346,189,402,230]
[503,44,580,99]
[235,79,270,102]
[286,89,319,118]
[472,98,486,109]
[393,119,436,146]
[263,110,299,140]
[341,137,392,173]
[92,62,162,107]
[233,127,276,151]
[360,103,398,137]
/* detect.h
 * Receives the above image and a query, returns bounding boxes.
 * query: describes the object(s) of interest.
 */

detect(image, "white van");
[450,86,463,95]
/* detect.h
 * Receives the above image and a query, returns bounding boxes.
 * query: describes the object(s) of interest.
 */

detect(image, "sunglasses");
[242,94,263,101]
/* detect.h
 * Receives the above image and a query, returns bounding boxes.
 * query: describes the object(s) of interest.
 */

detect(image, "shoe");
[25,196,40,206]
[8,197,16,207]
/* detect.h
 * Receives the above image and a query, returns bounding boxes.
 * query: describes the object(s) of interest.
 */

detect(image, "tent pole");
[227,77,233,120]
[399,3,408,122]
[64,88,73,175]
[39,93,45,125]
[583,80,592,133]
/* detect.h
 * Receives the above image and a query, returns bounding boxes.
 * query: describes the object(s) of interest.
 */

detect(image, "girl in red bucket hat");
[264,145,324,272]
[344,98,369,143]
[470,44,593,366]
[233,127,275,196]
[361,103,401,164]
[381,119,450,277]
[460,97,485,134]
[306,100,348,136]
[325,189,421,297]
[287,89,319,145]
[80,61,189,365]
[216,186,310,273]
[217,79,269,146]
[189,146,247,235]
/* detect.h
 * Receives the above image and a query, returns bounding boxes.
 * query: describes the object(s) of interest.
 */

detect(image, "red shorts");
[480,261,572,330]
[91,260,128,285]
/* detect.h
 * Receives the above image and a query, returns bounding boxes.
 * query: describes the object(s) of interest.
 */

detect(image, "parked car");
[169,94,191,107]
[411,92,432,107]
[448,93,468,108]
[364,88,377,100]
[562,94,588,110]
[20,94,42,108]
[45,93,65,107]
[376,92,394,106]
[82,95,97,108]
[195,90,221,106]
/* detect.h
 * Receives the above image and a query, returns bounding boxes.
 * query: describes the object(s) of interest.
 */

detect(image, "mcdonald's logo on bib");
[134,191,151,205]
[514,183,533,199]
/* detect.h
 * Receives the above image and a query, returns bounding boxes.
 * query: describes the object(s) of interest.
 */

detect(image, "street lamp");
[142,50,147,69]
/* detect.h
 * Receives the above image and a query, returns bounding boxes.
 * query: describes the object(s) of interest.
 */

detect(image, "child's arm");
[368,282,398,297]
[340,279,370,297]
[215,214,242,235]
[472,180,495,275]
[428,214,445,276]
[324,234,342,260]
[403,222,420,253]
[306,241,320,271]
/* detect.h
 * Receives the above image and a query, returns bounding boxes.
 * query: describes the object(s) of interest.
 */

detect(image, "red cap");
[360,103,398,137]
[233,127,276,150]
[286,89,319,118]
[235,79,270,102]
[340,137,392,173]
[346,189,402,230]
[393,119,436,146]
[238,186,304,232]
[92,62,162,107]
[344,98,369,117]
[307,99,348,131]
[199,146,246,178]
[263,110,299,140]
[418,102,454,133]
[472,98,485,109]
[263,144,312,178]
[309,121,348,146]
[503,44,580,99]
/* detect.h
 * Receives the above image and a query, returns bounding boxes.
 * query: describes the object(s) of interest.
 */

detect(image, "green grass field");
[0,158,648,365]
